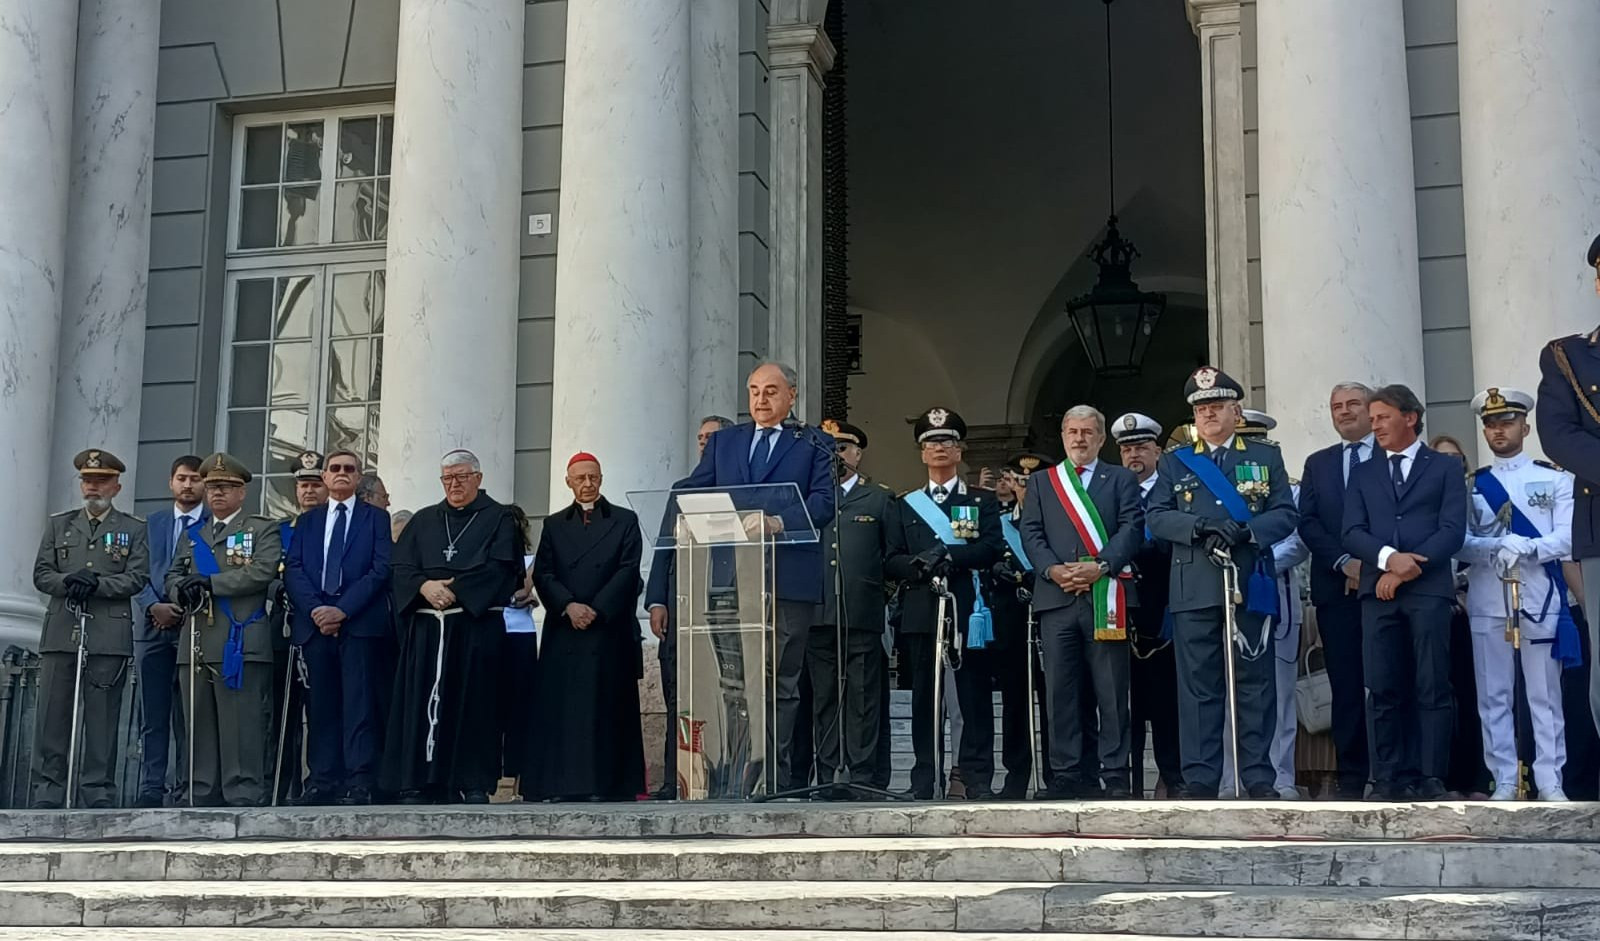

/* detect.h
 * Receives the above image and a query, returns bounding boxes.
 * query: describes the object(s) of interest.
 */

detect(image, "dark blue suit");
[1342,442,1466,789]
[1297,439,1375,792]
[283,498,393,794]
[644,420,835,790]
[134,505,207,802]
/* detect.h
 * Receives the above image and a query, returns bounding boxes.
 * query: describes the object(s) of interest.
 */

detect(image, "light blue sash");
[904,489,993,649]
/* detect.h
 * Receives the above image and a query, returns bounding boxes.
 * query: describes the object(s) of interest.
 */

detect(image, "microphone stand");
[758,421,905,803]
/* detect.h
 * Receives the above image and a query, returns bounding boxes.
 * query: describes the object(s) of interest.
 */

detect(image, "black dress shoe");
[397,789,429,805]
[1102,781,1133,800]
[1333,783,1368,800]
[996,782,1028,800]
[460,790,490,804]
[31,800,62,810]
[1245,784,1279,800]
[86,798,116,809]
[293,787,337,807]
[133,793,164,809]
[1179,784,1219,800]
[1368,781,1415,801]
[339,786,373,806]
[1413,777,1448,800]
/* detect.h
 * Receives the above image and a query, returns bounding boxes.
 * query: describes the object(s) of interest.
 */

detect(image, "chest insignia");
[949,505,979,540]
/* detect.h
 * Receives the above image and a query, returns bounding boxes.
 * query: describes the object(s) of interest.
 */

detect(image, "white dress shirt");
[172,503,202,545]
[926,477,966,498]
[1376,437,1426,572]
[749,422,783,460]
[840,473,859,496]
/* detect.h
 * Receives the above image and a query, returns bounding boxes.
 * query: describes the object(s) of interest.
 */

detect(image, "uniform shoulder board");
[1247,437,1281,451]
[898,488,915,498]
[1535,459,1563,471]
[251,514,279,524]
[876,482,895,493]
[124,512,147,524]
[51,508,78,518]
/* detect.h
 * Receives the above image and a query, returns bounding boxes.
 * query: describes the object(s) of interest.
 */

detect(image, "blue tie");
[1344,442,1362,485]
[323,503,347,595]
[1390,453,1406,492]
[749,427,777,479]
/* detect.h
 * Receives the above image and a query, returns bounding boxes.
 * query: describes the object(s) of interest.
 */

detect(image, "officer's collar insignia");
[1194,367,1218,390]
[927,408,949,428]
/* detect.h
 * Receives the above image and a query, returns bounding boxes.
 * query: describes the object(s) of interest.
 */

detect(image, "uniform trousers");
[1313,597,1371,793]
[899,634,942,796]
[1130,637,1182,796]
[1363,594,1453,787]
[1468,616,1566,794]
[134,638,187,803]
[30,652,129,808]
[806,625,885,786]
[1173,608,1276,795]
[994,633,1048,795]
[1218,614,1299,797]
[303,632,390,794]
[952,646,1000,796]
[179,661,273,806]
[1039,600,1131,787]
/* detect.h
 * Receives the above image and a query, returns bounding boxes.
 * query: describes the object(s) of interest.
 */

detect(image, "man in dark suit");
[1147,367,1299,799]
[989,451,1054,798]
[1020,406,1143,798]
[1297,381,1377,799]
[133,455,206,807]
[884,407,1003,799]
[1537,231,1600,736]
[1343,383,1467,800]
[807,420,904,796]
[283,449,393,805]
[644,362,835,791]
[1113,413,1183,798]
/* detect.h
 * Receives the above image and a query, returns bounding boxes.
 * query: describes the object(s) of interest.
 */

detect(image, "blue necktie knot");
[323,502,348,595]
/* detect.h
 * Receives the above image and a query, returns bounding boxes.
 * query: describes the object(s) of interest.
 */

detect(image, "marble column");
[1186,0,1253,397]
[1257,1,1425,464]
[0,0,80,651]
[549,0,691,506]
[766,21,834,421]
[378,0,524,511]
[687,0,742,457]
[1459,0,1600,456]
[49,0,162,513]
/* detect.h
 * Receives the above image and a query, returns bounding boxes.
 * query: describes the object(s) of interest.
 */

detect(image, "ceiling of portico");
[845,0,1207,420]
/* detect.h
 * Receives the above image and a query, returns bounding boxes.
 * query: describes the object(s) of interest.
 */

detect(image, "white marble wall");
[549,0,693,507]
[49,0,161,512]
[1257,1,1425,463]
[687,0,742,452]
[377,0,525,511]
[0,0,81,650]
[1459,0,1600,457]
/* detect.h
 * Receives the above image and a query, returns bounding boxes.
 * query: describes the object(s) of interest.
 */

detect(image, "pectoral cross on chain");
[443,546,457,562]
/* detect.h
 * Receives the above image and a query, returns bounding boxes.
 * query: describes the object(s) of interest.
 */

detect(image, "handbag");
[1295,642,1333,734]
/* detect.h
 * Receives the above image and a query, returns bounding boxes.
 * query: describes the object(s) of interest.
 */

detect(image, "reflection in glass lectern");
[628,483,818,800]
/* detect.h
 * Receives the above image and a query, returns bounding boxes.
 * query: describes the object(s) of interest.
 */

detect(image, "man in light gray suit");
[1020,405,1143,799]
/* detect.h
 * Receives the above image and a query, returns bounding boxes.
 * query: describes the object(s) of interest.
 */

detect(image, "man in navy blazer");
[1342,384,1466,800]
[1296,381,1377,798]
[283,449,393,804]
[132,455,207,808]
[645,362,835,790]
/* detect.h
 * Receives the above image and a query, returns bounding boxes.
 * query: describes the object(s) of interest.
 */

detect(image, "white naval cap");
[1238,409,1277,437]
[1111,412,1162,445]
[1470,386,1534,422]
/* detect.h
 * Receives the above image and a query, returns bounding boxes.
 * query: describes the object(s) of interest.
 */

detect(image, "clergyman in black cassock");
[381,452,524,803]
[528,453,646,800]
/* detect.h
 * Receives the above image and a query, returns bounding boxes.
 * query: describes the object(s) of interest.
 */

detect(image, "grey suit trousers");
[1039,599,1131,784]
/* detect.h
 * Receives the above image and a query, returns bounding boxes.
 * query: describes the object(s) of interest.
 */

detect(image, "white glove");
[1498,534,1534,559]
[1495,546,1524,576]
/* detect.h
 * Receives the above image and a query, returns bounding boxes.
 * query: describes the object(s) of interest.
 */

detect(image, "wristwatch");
[1095,559,1112,577]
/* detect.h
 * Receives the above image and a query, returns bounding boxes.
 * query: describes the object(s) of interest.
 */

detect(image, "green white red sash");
[1045,462,1126,641]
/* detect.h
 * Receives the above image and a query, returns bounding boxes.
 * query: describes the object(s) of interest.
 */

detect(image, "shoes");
[85,798,116,809]
[650,785,677,801]
[996,779,1029,800]
[1245,784,1279,800]
[1276,785,1302,801]
[1333,783,1368,801]
[133,792,164,809]
[1491,783,1519,802]
[946,773,967,800]
[460,790,490,804]
[1368,781,1415,802]
[1179,784,1219,800]
[292,787,338,807]
[1413,777,1448,801]
[31,800,62,810]
[339,786,373,806]
[1540,787,1569,802]
[895,786,936,801]
[397,789,429,805]
[1102,781,1133,800]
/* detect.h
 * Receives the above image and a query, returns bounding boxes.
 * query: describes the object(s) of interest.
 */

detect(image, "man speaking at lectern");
[645,362,835,789]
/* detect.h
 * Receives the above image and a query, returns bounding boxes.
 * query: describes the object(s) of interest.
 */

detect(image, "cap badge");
[85,451,102,468]
[1123,416,1136,430]
[1019,456,1041,472]
[927,408,949,429]
[300,451,319,469]
[1194,367,1218,390]
[1485,388,1506,410]
[821,419,841,435]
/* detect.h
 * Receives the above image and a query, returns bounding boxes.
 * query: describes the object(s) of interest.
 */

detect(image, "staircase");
[0,802,1597,939]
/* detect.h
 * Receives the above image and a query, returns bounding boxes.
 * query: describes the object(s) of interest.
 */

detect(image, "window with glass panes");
[223,107,393,515]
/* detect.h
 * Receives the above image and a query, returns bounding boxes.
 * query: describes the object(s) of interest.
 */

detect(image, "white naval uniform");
[1222,483,1307,797]
[1459,453,1574,797]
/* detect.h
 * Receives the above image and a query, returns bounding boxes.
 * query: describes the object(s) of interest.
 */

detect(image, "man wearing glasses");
[165,453,283,806]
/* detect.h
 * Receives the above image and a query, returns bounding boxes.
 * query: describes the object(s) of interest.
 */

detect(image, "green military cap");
[199,452,253,485]
[74,448,126,477]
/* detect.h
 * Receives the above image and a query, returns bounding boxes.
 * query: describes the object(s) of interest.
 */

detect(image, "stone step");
[1,836,1596,890]
[0,880,1594,937]
[0,931,1359,941]
[3,801,1592,844]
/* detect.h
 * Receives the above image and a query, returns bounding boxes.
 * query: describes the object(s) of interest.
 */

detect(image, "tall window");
[223,106,393,515]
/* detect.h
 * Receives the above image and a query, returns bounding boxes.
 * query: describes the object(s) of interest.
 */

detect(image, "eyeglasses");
[327,463,360,473]
[921,440,959,450]
[204,482,241,492]
[440,472,480,485]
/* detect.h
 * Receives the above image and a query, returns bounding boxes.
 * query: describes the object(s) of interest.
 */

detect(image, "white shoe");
[1540,787,1570,802]
[1491,784,1518,801]
[1276,785,1302,800]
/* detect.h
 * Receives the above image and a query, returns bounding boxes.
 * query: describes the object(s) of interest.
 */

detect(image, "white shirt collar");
[1389,437,1424,462]
[840,473,860,494]
[1075,458,1099,475]
[1204,435,1237,453]
[1492,450,1530,471]
[328,495,357,514]
[1139,473,1159,495]
[216,510,242,529]
[928,477,964,495]
[173,502,202,521]
[578,500,597,511]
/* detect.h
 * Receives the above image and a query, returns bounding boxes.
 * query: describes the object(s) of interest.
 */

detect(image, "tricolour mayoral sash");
[1043,463,1126,641]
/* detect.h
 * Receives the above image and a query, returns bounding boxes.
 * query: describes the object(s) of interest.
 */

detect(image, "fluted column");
[378,0,525,510]
[1459,0,1600,456]
[1258,1,1425,463]
[49,0,162,512]
[549,0,692,505]
[0,0,80,651]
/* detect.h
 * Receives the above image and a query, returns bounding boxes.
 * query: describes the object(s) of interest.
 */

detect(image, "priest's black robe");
[380,491,523,799]
[526,498,646,800]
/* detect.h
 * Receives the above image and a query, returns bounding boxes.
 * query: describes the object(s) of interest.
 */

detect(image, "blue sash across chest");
[1473,470,1582,668]
[904,490,993,649]
[1171,447,1278,619]
[186,521,268,690]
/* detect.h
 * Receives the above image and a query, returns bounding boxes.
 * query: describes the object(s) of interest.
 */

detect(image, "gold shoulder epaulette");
[1535,459,1563,471]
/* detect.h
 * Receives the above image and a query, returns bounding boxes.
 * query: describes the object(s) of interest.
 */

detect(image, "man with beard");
[166,453,283,806]
[529,452,645,800]
[31,449,150,807]
[1112,413,1184,798]
[382,449,524,803]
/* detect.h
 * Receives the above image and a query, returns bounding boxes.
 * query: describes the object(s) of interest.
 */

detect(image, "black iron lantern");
[1065,0,1166,377]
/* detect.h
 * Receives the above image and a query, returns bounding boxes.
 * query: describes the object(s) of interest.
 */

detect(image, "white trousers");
[1220,616,1299,795]
[1467,615,1566,794]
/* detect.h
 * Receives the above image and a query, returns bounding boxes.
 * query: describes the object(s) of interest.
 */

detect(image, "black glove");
[910,545,951,582]
[1215,518,1250,546]
[178,574,211,609]
[990,555,1025,584]
[1201,533,1231,559]
[63,570,97,604]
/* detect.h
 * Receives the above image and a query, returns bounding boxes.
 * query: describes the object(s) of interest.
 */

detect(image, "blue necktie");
[1344,442,1362,485]
[749,427,777,479]
[1390,453,1406,492]
[323,503,347,595]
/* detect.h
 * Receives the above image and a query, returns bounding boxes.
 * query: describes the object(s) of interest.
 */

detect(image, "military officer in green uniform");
[30,449,150,808]
[165,452,282,806]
